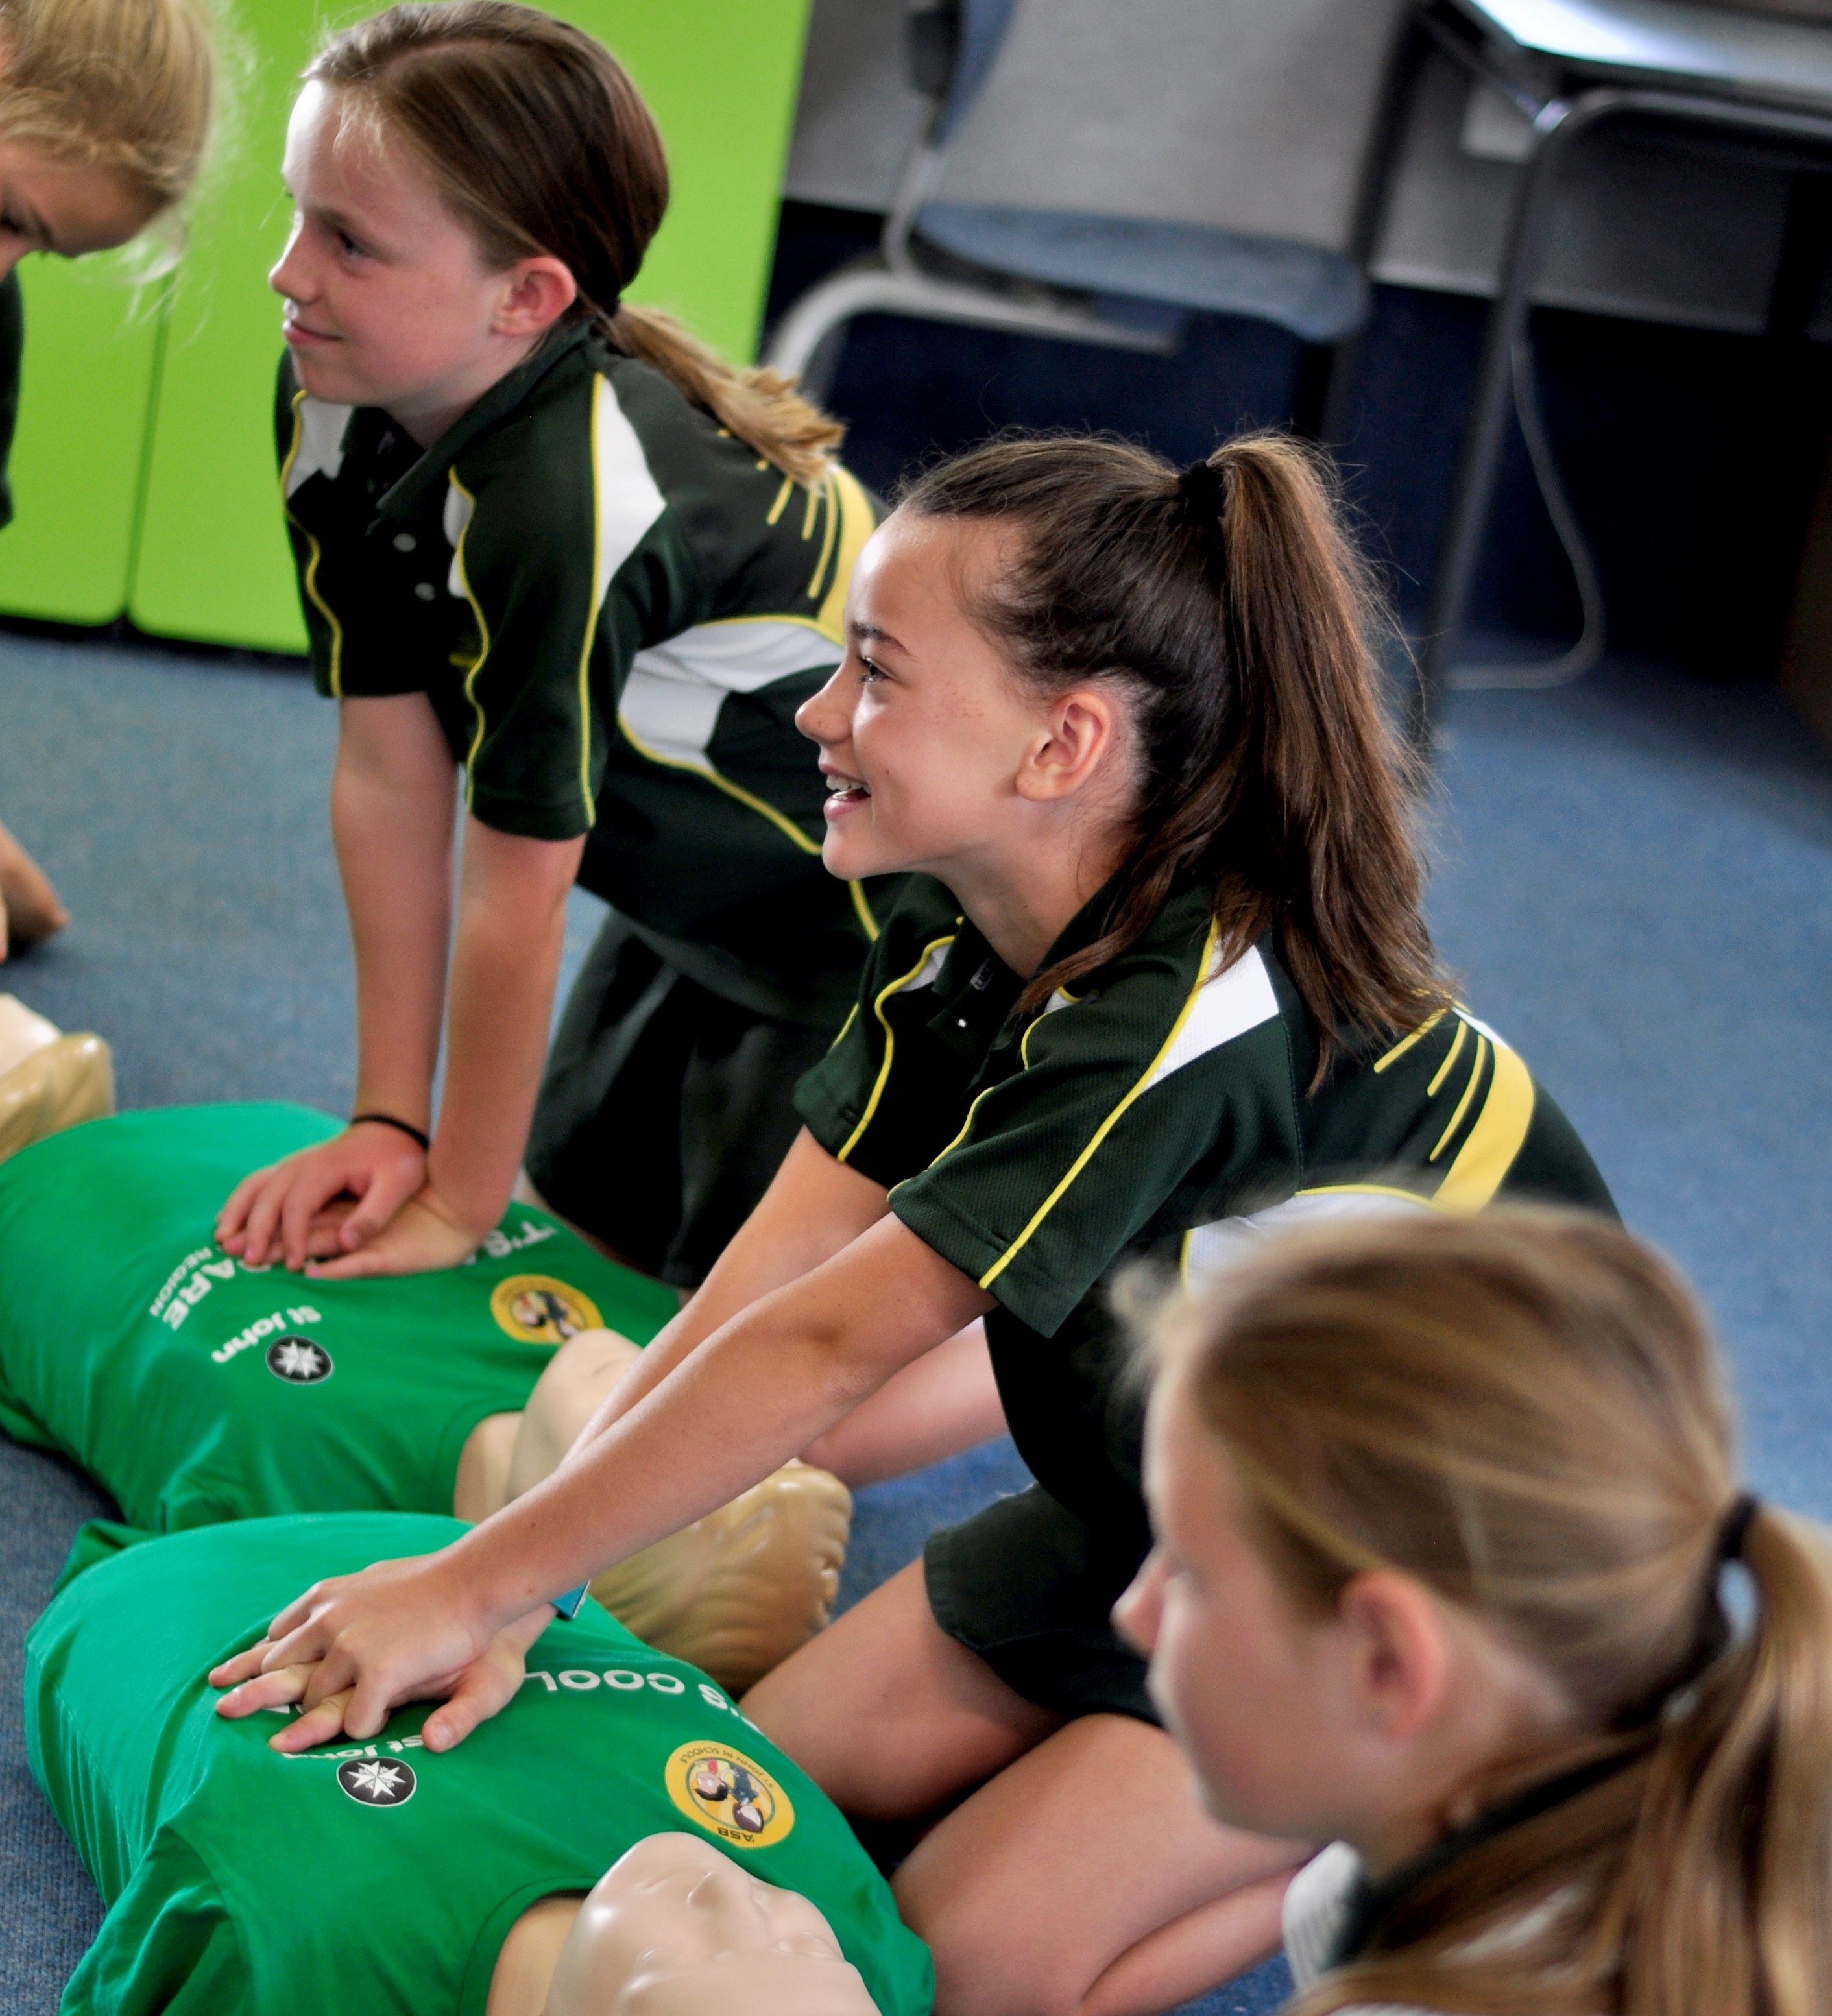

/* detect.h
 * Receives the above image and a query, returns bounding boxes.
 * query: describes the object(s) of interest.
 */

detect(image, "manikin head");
[542,1832,878,2016]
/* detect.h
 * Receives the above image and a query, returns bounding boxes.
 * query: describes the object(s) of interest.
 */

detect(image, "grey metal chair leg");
[762,261,1181,389]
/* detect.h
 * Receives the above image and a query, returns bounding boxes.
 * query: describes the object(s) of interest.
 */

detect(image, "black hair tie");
[1717,1490,1761,1564]
[1176,457,1229,519]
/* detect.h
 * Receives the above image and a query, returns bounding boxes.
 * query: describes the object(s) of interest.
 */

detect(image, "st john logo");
[266,1335,333,1383]
[337,1757,416,1806]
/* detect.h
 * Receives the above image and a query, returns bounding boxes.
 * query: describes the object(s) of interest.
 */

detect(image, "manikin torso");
[486,1831,880,2016]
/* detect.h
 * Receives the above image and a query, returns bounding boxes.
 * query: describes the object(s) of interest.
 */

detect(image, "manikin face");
[795,510,1089,887]
[543,1832,878,2016]
[0,140,156,281]
[268,82,570,443]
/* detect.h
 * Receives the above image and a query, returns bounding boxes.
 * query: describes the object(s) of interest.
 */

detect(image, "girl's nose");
[795,660,852,745]
[268,221,312,300]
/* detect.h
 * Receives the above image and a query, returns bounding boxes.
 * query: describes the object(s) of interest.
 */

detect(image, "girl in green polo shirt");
[0,0,215,955]
[215,429,1615,2014]
[216,0,891,1302]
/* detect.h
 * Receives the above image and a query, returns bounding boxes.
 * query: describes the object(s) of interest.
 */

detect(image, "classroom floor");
[1,631,1829,2014]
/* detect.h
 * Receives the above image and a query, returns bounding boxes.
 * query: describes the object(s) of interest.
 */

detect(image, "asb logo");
[490,1275,601,1345]
[337,1757,416,1806]
[266,1335,333,1384]
[666,1741,794,1849]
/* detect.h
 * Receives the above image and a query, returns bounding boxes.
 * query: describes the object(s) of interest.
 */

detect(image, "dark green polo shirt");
[0,270,23,530]
[276,327,885,1026]
[796,874,1614,1538]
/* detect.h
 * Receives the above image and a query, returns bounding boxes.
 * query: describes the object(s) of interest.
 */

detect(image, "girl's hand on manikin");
[216,1122,431,1271]
[302,1184,485,1280]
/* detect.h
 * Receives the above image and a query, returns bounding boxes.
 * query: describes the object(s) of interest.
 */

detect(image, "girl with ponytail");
[215,429,1616,2013]
[1121,1207,1832,2016]
[219,1,890,1305]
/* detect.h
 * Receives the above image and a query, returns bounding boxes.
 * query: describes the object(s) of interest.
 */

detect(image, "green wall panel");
[130,0,814,654]
[0,260,163,625]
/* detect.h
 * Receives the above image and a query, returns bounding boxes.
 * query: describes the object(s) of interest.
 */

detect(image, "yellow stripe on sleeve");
[1435,1041,1536,1211]
[978,920,1219,1293]
[812,466,877,641]
[1430,1035,1488,1162]
[1372,1007,1445,1074]
[1427,1018,1467,1097]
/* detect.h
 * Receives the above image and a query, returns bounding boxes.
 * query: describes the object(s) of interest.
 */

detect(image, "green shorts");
[527,914,839,1287]
[924,1485,1159,1726]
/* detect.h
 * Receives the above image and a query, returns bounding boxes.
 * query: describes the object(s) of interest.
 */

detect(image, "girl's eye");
[859,656,886,684]
[337,232,366,258]
[0,212,23,239]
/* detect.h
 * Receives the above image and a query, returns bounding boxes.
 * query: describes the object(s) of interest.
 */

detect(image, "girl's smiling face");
[795,509,1137,906]
[269,82,574,444]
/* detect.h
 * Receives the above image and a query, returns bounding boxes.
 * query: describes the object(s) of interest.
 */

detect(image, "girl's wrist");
[420,1151,513,1242]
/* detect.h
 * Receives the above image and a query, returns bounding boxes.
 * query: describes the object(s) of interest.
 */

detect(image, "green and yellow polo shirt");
[29,1513,934,2016]
[795,874,1614,1537]
[0,270,23,530]
[276,327,884,1026]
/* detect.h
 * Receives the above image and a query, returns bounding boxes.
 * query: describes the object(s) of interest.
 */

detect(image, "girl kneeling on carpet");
[215,1,897,1312]
[1120,1207,1832,2016]
[0,0,215,955]
[214,431,1615,2015]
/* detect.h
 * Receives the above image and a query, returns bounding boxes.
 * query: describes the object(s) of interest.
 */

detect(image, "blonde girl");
[1122,1208,1832,2016]
[0,0,213,954]
[214,429,1617,2014]
[213,2,904,1323]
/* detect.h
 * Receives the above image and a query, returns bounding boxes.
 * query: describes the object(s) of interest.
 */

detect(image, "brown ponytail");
[1155,1208,1832,2016]
[306,1,843,484]
[899,432,1445,1068]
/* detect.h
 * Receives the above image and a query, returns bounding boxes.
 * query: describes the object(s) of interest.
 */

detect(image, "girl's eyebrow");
[849,620,906,654]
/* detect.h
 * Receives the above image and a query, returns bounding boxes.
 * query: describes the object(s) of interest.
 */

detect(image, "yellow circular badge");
[490,1275,601,1345]
[666,1741,795,1849]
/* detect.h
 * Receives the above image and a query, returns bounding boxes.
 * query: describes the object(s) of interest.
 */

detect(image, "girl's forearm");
[454,1218,992,1626]
[555,1131,894,1459]
[333,702,459,1129]
[429,818,586,1234]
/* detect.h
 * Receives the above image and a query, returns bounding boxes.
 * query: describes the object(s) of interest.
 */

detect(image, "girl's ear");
[1015,685,1127,806]
[1337,1569,1451,1744]
[494,256,578,340]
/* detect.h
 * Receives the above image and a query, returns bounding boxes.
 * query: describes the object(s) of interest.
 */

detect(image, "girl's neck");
[385,330,547,449]
[946,826,1130,981]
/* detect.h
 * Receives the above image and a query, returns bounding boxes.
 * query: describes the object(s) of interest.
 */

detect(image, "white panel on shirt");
[620,618,845,768]
[443,482,475,599]
[1142,941,1279,1094]
[1283,1843,1443,2015]
[897,939,952,996]
[285,398,354,498]
[1183,1186,1434,1290]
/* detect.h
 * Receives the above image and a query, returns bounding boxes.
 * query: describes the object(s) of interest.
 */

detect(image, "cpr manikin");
[457,1332,852,1695]
[485,1833,880,2016]
[0,1101,847,1696]
[0,993,112,1165]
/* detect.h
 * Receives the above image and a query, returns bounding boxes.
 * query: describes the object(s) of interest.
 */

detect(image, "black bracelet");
[349,1111,432,1153]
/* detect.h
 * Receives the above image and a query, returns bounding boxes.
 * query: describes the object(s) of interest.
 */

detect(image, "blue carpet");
[1,630,1828,2014]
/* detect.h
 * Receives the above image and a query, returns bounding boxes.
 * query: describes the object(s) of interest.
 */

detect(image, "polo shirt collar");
[372,322,594,524]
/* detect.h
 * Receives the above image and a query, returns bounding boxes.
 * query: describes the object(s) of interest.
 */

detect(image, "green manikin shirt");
[795,873,1617,1541]
[278,330,886,1029]
[27,1513,934,2016]
[0,269,22,529]
[0,1103,678,1531]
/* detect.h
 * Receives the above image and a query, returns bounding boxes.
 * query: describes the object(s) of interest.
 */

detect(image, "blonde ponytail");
[0,0,214,212]
[1157,1208,1832,2016]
